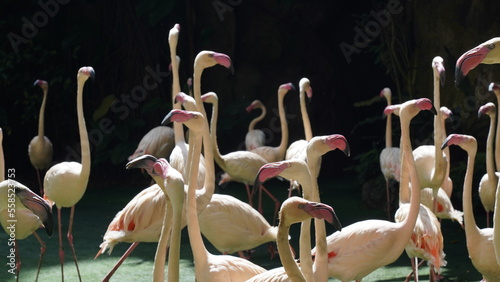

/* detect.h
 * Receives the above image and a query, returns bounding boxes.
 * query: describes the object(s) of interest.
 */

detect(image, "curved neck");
[38,89,48,139]
[299,89,312,141]
[186,130,209,263]
[495,93,500,170]
[463,144,481,238]
[153,197,173,282]
[248,105,266,131]
[277,92,289,158]
[278,222,305,282]
[487,114,497,178]
[208,100,226,171]
[399,111,421,235]
[76,78,90,188]
[170,41,185,144]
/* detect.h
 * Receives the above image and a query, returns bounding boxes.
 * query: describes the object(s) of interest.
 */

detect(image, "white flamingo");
[43,66,94,281]
[379,87,401,220]
[163,109,267,281]
[443,133,500,281]
[284,78,313,196]
[314,98,436,281]
[250,82,295,163]
[478,102,498,227]
[246,196,341,282]
[29,79,53,195]
[245,100,267,151]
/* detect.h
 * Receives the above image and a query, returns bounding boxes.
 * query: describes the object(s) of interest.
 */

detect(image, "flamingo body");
[128,126,175,161]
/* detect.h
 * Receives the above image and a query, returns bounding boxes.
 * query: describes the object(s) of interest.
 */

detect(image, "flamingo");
[250,82,295,163]
[284,78,313,196]
[167,24,205,189]
[127,126,175,162]
[201,91,270,210]
[439,107,454,198]
[245,100,267,151]
[314,98,436,281]
[379,87,401,220]
[95,184,166,281]
[126,155,184,282]
[29,79,53,195]
[455,37,500,88]
[43,66,94,281]
[490,83,500,171]
[246,196,341,282]
[0,180,53,282]
[478,102,498,227]
[442,133,500,281]
[163,109,268,281]
[385,104,463,226]
[0,128,53,281]
[412,56,447,213]
[395,137,445,282]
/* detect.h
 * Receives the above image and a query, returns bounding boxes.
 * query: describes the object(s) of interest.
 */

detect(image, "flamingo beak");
[455,45,491,88]
[299,202,342,231]
[126,154,157,170]
[15,185,54,237]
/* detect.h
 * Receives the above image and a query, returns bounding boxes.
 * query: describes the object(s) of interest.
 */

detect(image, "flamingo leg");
[57,207,65,281]
[32,231,47,281]
[102,242,140,282]
[245,184,253,207]
[67,205,82,282]
[259,185,281,226]
[487,211,491,228]
[35,169,43,196]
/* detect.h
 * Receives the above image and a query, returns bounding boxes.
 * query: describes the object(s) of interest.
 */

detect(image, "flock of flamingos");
[3,23,500,282]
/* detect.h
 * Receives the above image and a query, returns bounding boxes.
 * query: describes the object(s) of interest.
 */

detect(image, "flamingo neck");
[432,74,446,187]
[496,93,500,170]
[486,113,497,179]
[385,113,392,149]
[248,105,266,132]
[186,131,209,264]
[399,112,421,237]
[440,116,451,180]
[208,99,226,171]
[299,89,312,141]
[38,88,48,139]
[462,143,482,240]
[170,41,185,144]
[277,220,306,282]
[193,66,208,120]
[76,78,90,189]
[195,110,217,212]
[153,195,173,282]
[277,92,289,158]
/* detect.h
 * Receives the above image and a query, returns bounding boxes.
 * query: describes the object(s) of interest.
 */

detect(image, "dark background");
[2,0,500,211]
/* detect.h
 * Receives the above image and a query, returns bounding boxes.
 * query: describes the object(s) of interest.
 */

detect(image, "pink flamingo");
[250,83,295,163]
[29,79,53,195]
[314,98,436,281]
[284,77,313,196]
[455,37,500,87]
[379,87,401,220]
[246,196,341,282]
[443,134,500,281]
[43,66,94,281]
[163,109,268,281]
[478,102,498,227]
[245,100,267,151]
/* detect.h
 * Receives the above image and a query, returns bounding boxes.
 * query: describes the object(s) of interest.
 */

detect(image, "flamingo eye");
[488,43,496,50]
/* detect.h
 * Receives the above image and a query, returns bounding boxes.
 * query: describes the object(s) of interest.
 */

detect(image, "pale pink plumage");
[128,126,175,161]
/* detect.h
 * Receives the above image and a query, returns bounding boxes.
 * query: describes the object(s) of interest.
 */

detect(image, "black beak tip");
[161,112,174,126]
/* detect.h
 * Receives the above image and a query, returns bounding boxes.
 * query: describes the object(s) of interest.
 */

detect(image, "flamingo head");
[175,92,189,104]
[478,102,496,118]
[246,100,262,113]
[169,23,180,39]
[126,154,157,176]
[34,79,48,91]
[78,66,95,80]
[379,87,391,100]
[282,197,342,231]
[440,106,453,121]
[254,161,291,189]
[455,37,500,88]
[324,134,350,157]
[432,56,446,86]
[415,98,437,114]
[201,92,218,103]
[278,82,295,96]
[152,158,170,180]
[299,78,313,101]
[441,134,476,152]
[383,104,400,117]
[489,82,500,94]
[205,51,234,74]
